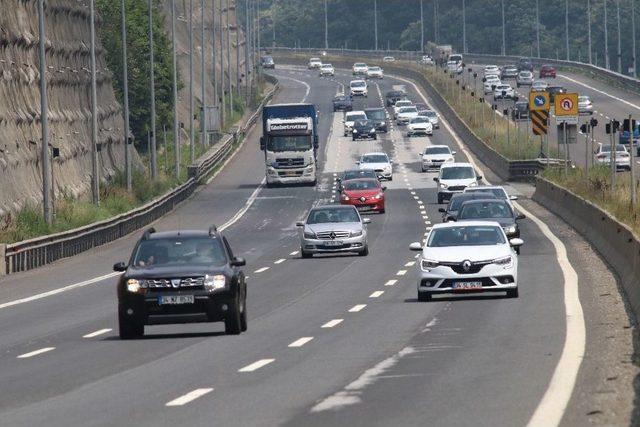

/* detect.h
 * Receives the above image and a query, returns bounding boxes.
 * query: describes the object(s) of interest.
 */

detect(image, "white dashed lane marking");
[17,347,55,359]
[397,270,407,276]
[405,261,416,267]
[385,279,398,286]
[254,267,270,273]
[82,328,112,338]
[322,319,344,328]
[349,304,367,312]
[369,291,385,298]
[238,359,275,372]
[274,259,286,264]
[165,388,214,407]
[288,337,314,348]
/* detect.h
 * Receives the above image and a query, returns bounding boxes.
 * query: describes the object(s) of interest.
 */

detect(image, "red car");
[339,178,386,213]
[539,64,556,78]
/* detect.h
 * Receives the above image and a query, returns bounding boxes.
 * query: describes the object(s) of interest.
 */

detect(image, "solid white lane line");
[0,272,121,312]
[238,359,275,372]
[321,319,344,328]
[17,347,55,359]
[369,291,384,298]
[349,304,367,312]
[396,270,407,276]
[385,279,398,286]
[219,178,266,231]
[254,267,270,273]
[288,337,314,348]
[276,75,311,102]
[166,388,214,407]
[405,261,415,267]
[274,259,286,264]
[82,328,112,338]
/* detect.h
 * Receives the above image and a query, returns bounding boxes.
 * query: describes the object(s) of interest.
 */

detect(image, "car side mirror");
[509,195,518,201]
[231,257,246,267]
[516,213,526,220]
[113,262,127,272]
[438,208,446,213]
[296,221,305,227]
[509,238,524,247]
[476,175,483,180]
[451,151,457,155]
[382,186,387,191]
[341,119,345,123]
[362,218,372,224]
[433,177,439,182]
[355,161,360,165]
[260,136,266,151]
[409,242,423,251]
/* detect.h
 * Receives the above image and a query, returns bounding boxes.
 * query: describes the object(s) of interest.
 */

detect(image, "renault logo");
[171,279,181,288]
[359,196,366,202]
[462,260,472,272]
[329,232,336,240]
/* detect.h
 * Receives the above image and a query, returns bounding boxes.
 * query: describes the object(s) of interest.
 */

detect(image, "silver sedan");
[297,205,370,257]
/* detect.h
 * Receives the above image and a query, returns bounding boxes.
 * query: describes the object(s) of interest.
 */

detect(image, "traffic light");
[580,123,588,133]
[605,119,620,134]
[623,118,637,132]
[589,117,598,128]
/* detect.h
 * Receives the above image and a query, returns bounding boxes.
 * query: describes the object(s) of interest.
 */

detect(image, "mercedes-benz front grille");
[315,231,351,240]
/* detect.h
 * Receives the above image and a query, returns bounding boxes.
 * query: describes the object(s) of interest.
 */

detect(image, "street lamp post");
[501,0,506,55]
[617,0,622,73]
[587,0,593,64]
[324,0,328,49]
[374,0,378,51]
[536,0,541,57]
[189,0,195,163]
[605,0,610,69]
[121,0,133,188]
[89,0,100,205]
[462,0,466,54]
[38,0,52,224]
[148,0,157,179]
[565,0,570,60]
[171,0,180,178]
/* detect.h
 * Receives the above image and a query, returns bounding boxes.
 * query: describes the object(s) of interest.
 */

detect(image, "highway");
[0,64,634,426]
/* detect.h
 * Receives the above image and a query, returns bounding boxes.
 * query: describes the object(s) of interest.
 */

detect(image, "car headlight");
[440,183,449,189]
[352,129,358,133]
[370,128,376,133]
[126,279,141,293]
[504,225,517,235]
[341,194,350,201]
[446,157,454,162]
[421,259,439,270]
[468,181,478,187]
[493,256,513,267]
[373,192,384,200]
[304,230,316,239]
[204,274,226,292]
[350,229,363,237]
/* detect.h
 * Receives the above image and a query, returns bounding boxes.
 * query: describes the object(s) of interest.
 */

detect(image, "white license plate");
[452,282,482,290]
[357,205,372,211]
[159,295,195,305]
[323,241,343,247]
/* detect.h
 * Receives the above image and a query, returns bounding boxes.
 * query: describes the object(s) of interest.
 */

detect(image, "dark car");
[260,55,275,69]
[512,101,529,120]
[385,90,406,106]
[539,64,556,78]
[352,119,377,141]
[455,199,526,251]
[517,57,534,72]
[547,85,567,103]
[113,227,247,339]
[337,169,379,191]
[333,95,353,112]
[364,107,388,132]
[501,65,519,79]
[438,192,497,222]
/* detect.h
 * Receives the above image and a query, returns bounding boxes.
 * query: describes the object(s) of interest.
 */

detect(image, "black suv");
[517,58,534,72]
[333,95,353,112]
[113,227,247,339]
[547,85,567,103]
[352,119,377,141]
[385,90,406,106]
[364,107,388,132]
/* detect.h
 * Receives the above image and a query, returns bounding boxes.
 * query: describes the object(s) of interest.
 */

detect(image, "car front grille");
[315,231,351,240]
[447,186,467,192]
[274,157,305,168]
[440,260,491,275]
[143,277,205,289]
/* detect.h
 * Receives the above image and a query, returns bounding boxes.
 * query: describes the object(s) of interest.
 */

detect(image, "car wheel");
[301,249,313,258]
[359,245,369,256]
[515,246,521,255]
[118,305,144,339]
[240,292,248,332]
[421,166,427,172]
[388,176,393,181]
[373,134,377,140]
[225,294,242,335]
[438,194,445,204]
[506,288,519,298]
[379,208,385,214]
[352,136,356,141]
[418,291,432,302]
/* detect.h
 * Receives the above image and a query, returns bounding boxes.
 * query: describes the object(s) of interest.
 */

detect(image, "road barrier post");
[0,244,5,276]
[630,114,637,208]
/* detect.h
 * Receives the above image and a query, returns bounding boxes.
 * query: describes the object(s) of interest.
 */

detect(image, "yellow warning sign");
[554,93,579,116]
[531,110,549,135]
[529,91,550,112]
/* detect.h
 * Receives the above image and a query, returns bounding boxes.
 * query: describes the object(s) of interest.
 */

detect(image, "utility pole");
[587,0,593,63]
[226,0,232,118]
[245,0,250,105]
[148,0,157,179]
[605,0,610,69]
[171,0,180,178]
[324,0,328,49]
[374,0,378,51]
[219,0,226,127]
[257,0,261,54]
[189,0,195,163]
[501,0,506,55]
[272,0,275,47]
[212,0,217,108]
[38,0,52,224]
[420,0,424,52]
[89,0,100,205]
[120,0,133,189]
[633,0,638,77]
[462,0,466,54]
[617,0,622,73]
[631,115,637,207]
[565,0,570,60]
[536,0,541,57]
[434,0,438,45]
[201,0,207,146]
[236,16,240,98]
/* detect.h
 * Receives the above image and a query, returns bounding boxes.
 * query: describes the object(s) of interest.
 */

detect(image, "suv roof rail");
[208,225,218,236]
[142,227,156,240]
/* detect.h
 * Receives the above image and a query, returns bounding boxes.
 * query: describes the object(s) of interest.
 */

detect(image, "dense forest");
[256,0,639,74]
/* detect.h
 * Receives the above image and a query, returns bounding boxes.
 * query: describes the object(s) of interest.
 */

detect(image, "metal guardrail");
[1,79,279,276]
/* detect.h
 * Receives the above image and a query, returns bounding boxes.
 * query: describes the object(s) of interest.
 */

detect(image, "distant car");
[512,101,529,120]
[396,106,419,125]
[333,95,353,112]
[319,64,335,76]
[483,65,501,77]
[531,80,549,92]
[464,185,518,212]
[409,222,522,301]
[364,107,388,132]
[518,58,534,72]
[414,102,429,111]
[494,84,515,100]
[483,75,501,94]
[343,110,367,136]
[350,80,368,97]
[595,144,631,170]
[352,119,378,141]
[434,163,482,204]
[366,66,384,79]
[578,95,593,115]
[500,65,519,79]
[385,90,406,106]
[352,62,369,75]
[406,116,433,137]
[539,64,557,78]
[260,55,275,69]
[383,56,395,62]
[421,145,456,171]
[339,178,386,214]
[439,192,498,222]
[420,55,435,65]
[113,227,247,338]
[393,99,414,118]
[419,109,440,129]
[547,85,567,103]
[297,205,370,258]
[516,71,534,87]
[447,60,463,74]
[455,199,526,243]
[337,169,380,190]
[619,122,640,149]
[308,57,322,69]
[357,152,393,181]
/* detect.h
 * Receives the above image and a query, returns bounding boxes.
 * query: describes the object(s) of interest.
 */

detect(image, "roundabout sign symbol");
[560,98,573,112]
[554,93,579,117]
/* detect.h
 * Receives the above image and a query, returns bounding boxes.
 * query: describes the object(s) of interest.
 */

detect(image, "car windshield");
[422,111,437,118]
[496,85,509,90]
[362,154,388,163]
[351,81,366,87]
[427,226,506,247]
[354,120,374,127]
[334,96,349,102]
[519,72,532,77]
[449,194,494,210]
[354,63,366,67]
[396,101,412,107]
[343,170,377,180]
[458,201,513,219]
[369,67,381,72]
[310,58,320,63]
[322,65,332,69]
[399,107,418,113]
[133,237,227,268]
[346,113,366,121]
[307,208,360,224]
[466,187,508,198]
[365,109,386,120]
[486,76,500,82]
[578,96,590,102]
[425,147,450,155]
[411,117,428,123]
[387,91,403,97]
[267,135,311,152]
[343,179,380,191]
[516,103,528,110]
[441,166,475,180]
[600,145,626,152]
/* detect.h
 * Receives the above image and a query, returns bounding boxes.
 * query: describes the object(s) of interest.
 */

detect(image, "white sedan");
[483,65,501,77]
[483,75,501,94]
[406,116,433,137]
[493,84,515,100]
[357,152,393,181]
[319,64,335,77]
[421,145,455,171]
[343,111,367,136]
[396,106,419,125]
[352,62,369,75]
[393,99,413,118]
[366,66,384,79]
[410,222,522,301]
